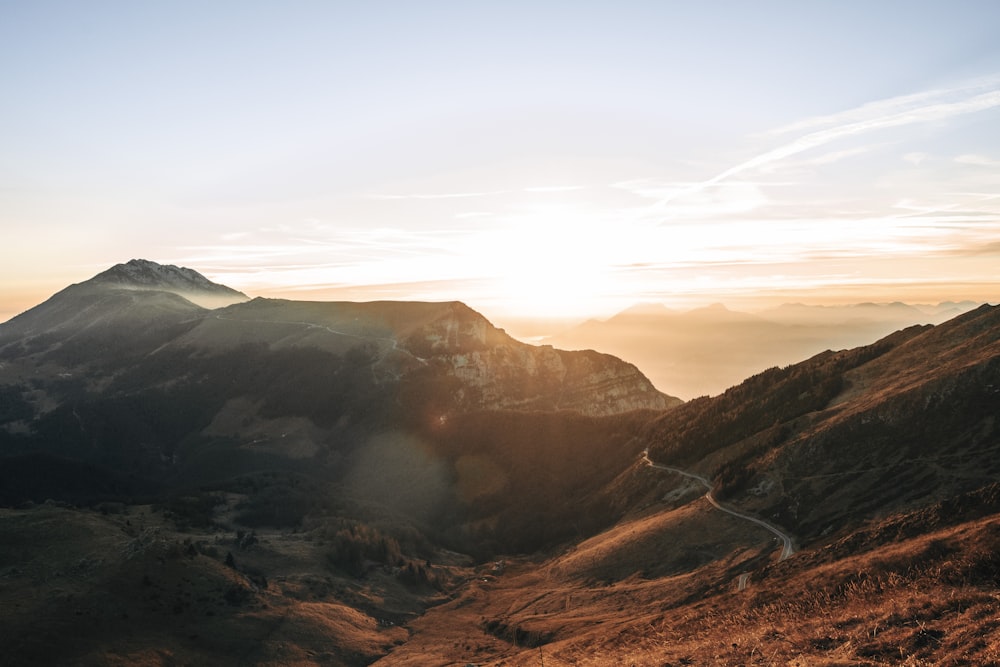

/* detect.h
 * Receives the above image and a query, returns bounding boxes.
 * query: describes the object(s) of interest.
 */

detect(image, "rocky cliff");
[398,301,676,415]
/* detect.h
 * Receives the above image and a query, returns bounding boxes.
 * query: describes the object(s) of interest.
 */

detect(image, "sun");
[485,204,624,319]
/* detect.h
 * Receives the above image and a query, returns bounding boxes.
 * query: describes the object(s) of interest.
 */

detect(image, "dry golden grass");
[376,506,1000,666]
[5,492,1000,665]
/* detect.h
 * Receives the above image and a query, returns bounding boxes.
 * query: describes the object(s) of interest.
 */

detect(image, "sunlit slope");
[639,303,1000,542]
[382,304,1000,666]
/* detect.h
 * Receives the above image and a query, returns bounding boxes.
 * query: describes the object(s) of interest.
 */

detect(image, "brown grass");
[5,489,1000,665]
[376,509,1000,666]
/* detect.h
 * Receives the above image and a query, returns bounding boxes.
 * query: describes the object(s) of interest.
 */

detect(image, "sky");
[2,1,1000,332]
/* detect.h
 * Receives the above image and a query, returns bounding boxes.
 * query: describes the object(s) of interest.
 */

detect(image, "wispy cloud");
[521,185,586,193]
[955,153,1000,167]
[755,146,876,175]
[647,81,1000,214]
[366,190,510,200]
[761,76,1000,137]
[614,180,771,219]
[365,184,586,200]
[797,146,873,166]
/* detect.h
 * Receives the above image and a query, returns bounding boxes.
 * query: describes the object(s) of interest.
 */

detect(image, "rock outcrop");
[396,302,676,415]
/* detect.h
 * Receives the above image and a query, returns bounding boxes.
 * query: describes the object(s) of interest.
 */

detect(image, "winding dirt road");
[642,452,795,562]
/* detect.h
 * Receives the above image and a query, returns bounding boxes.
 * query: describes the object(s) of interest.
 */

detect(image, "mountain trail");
[642,451,796,562]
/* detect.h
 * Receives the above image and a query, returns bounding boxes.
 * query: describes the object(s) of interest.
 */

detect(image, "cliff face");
[398,302,676,416]
[443,345,672,415]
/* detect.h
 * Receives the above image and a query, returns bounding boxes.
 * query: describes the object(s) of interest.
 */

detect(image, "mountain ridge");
[0,260,675,473]
[90,258,247,299]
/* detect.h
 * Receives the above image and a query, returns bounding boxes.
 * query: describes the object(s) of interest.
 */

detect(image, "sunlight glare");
[486,204,623,318]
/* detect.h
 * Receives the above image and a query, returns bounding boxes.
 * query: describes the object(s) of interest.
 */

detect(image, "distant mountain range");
[0,260,998,665]
[544,299,983,399]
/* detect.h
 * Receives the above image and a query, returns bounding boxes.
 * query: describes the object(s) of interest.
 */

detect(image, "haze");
[2,2,999,333]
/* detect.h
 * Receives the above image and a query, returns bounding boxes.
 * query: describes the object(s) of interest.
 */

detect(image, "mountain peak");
[94,259,234,292]
[89,259,248,307]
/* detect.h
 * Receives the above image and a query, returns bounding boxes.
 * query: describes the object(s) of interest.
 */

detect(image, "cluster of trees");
[320,518,404,578]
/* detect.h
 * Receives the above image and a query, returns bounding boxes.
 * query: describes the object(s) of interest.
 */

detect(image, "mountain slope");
[0,259,247,363]
[0,260,671,553]
[635,303,1000,542]
[381,304,1000,665]
[3,261,997,665]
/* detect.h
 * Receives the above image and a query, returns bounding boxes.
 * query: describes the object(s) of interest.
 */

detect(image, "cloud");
[365,184,586,200]
[761,76,1000,137]
[366,190,511,200]
[755,146,875,176]
[647,81,1000,214]
[801,146,873,166]
[521,185,586,193]
[955,153,1000,167]
[903,152,930,166]
[729,90,1000,178]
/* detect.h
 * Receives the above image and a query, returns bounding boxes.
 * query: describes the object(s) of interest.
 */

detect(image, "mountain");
[89,258,249,307]
[545,300,982,399]
[2,263,999,665]
[0,261,676,664]
[638,303,1000,539]
[385,303,1000,665]
[0,259,248,357]
[0,260,672,530]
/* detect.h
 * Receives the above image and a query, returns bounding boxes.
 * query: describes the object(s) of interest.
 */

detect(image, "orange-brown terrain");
[1,262,998,665]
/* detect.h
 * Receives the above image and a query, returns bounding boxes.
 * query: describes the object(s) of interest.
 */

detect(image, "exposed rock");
[399,302,676,415]
[90,259,248,307]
